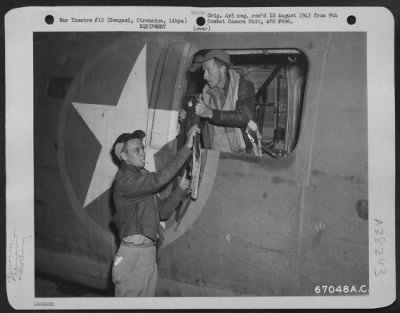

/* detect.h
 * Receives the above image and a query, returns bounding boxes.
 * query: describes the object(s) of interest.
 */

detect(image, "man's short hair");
[113,130,145,161]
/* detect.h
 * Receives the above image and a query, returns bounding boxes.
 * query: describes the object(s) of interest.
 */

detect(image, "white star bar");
[73,44,153,207]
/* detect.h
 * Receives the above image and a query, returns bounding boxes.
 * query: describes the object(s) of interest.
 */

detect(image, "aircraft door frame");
[146,41,191,152]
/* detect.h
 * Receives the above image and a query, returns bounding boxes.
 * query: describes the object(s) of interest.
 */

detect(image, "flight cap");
[190,50,230,72]
[113,130,145,160]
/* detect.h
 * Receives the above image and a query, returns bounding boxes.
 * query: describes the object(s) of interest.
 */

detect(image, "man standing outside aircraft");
[112,125,199,297]
[192,50,260,155]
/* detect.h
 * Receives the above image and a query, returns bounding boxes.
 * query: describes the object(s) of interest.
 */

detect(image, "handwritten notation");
[7,229,32,283]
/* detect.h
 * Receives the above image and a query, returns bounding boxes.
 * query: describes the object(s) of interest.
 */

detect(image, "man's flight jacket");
[113,146,191,242]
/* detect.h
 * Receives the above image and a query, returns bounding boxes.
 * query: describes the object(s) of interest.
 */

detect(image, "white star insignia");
[73,44,152,207]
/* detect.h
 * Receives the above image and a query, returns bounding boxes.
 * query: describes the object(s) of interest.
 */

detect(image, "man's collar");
[223,71,231,94]
[212,70,230,93]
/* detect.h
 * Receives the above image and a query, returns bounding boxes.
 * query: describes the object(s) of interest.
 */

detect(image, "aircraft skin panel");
[149,41,190,111]
[306,32,367,179]
[70,44,150,206]
[73,40,145,106]
[35,170,113,263]
[35,35,163,267]
[157,278,236,297]
[158,32,368,295]
[36,247,237,296]
[35,34,196,285]
[150,110,180,150]
[36,248,111,290]
[33,32,369,296]
[161,149,218,246]
[299,176,368,293]
[35,102,114,262]
[159,156,303,296]
[297,33,368,294]
[147,41,190,152]
[64,105,102,206]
